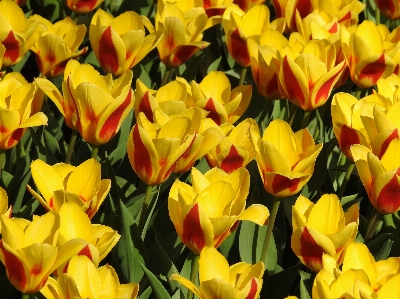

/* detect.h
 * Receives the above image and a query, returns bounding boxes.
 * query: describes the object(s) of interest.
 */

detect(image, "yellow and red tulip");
[279,38,346,110]
[30,15,88,77]
[27,158,111,219]
[0,0,45,66]
[291,194,359,272]
[374,0,400,20]
[202,0,233,18]
[341,20,395,88]
[271,0,313,32]
[127,112,196,186]
[67,0,104,14]
[13,0,28,6]
[89,9,162,76]
[169,167,269,254]
[233,0,265,11]
[191,70,252,125]
[0,212,87,293]
[351,140,400,214]
[41,255,139,299]
[171,246,265,298]
[251,119,323,197]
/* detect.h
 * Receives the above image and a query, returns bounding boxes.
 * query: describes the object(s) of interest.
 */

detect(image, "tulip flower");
[27,158,111,219]
[222,4,285,67]
[374,0,400,20]
[30,15,88,77]
[251,119,323,198]
[127,112,196,186]
[191,71,252,125]
[271,0,313,32]
[233,0,265,11]
[0,0,45,66]
[341,20,395,88]
[376,74,400,102]
[89,9,162,76]
[14,0,28,6]
[171,246,265,298]
[41,255,139,299]
[169,167,269,253]
[67,0,104,14]
[204,118,258,173]
[203,0,233,18]
[313,242,400,298]
[291,194,359,272]
[0,186,12,232]
[0,75,48,150]
[0,212,87,293]
[279,39,346,110]
[351,140,400,214]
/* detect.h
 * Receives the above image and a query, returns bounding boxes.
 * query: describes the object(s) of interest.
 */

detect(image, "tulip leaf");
[368,233,393,261]
[382,213,400,256]
[139,261,172,299]
[139,286,152,299]
[43,130,60,156]
[299,270,313,299]
[207,57,222,73]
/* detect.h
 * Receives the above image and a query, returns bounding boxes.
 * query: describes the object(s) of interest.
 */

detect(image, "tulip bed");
[1,0,400,298]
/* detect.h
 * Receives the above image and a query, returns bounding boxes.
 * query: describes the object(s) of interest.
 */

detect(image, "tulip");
[374,0,400,20]
[251,119,323,198]
[279,39,346,110]
[376,74,400,102]
[67,0,104,14]
[341,20,395,88]
[169,167,269,253]
[30,15,88,77]
[271,0,313,32]
[171,246,265,298]
[203,0,233,18]
[41,255,139,299]
[351,140,400,214]
[313,243,400,298]
[14,0,28,6]
[89,9,162,76]
[0,75,48,150]
[0,212,87,293]
[27,158,111,219]
[0,186,12,232]
[0,0,45,66]
[222,4,285,67]
[191,71,252,125]
[233,0,265,11]
[204,118,258,173]
[291,194,359,272]
[127,112,196,186]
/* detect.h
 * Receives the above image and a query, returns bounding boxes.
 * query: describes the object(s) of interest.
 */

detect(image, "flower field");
[0,0,400,298]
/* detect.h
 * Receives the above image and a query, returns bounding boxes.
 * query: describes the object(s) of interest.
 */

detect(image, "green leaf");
[139,286,152,299]
[139,261,172,299]
[299,270,313,299]
[207,56,222,73]
[368,233,393,261]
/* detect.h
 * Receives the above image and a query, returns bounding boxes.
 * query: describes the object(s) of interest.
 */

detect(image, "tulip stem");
[337,163,355,199]
[138,184,153,235]
[301,110,311,129]
[91,145,99,160]
[260,198,280,264]
[288,103,297,126]
[354,89,362,100]
[187,254,200,299]
[160,68,173,87]
[65,130,78,164]
[238,67,247,86]
[364,209,383,244]
[21,293,29,299]
[375,7,380,25]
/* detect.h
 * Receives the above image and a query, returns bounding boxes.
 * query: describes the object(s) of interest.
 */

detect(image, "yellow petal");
[238,204,269,226]
[199,246,230,283]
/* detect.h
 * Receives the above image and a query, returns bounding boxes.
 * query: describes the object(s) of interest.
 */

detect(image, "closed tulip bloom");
[191,71,252,125]
[279,39,346,110]
[374,0,400,20]
[127,112,196,186]
[291,194,359,272]
[169,167,269,254]
[271,0,313,32]
[172,246,265,299]
[27,158,111,219]
[41,255,139,299]
[341,20,395,88]
[251,119,323,197]
[89,9,161,76]
[30,15,88,77]
[203,0,233,18]
[67,0,104,14]
[0,212,87,293]
[351,140,400,214]
[0,0,45,66]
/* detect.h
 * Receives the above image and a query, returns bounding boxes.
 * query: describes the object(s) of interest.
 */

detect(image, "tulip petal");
[342,242,376,285]
[59,202,92,243]
[200,279,239,299]
[227,28,250,67]
[377,274,400,299]
[170,274,202,298]
[199,246,230,283]
[98,26,125,74]
[238,204,269,226]
[67,255,100,299]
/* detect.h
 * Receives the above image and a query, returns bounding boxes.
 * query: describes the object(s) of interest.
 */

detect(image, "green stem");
[301,110,311,129]
[65,130,78,164]
[160,68,173,87]
[138,185,153,235]
[337,163,355,199]
[260,198,280,264]
[354,89,362,100]
[375,7,381,26]
[16,141,24,166]
[91,145,99,159]
[287,103,297,126]
[187,254,200,299]
[238,67,248,86]
[21,293,29,299]
[364,209,383,244]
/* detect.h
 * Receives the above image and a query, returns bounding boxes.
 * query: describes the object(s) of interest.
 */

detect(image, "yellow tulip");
[291,194,359,272]
[0,212,87,293]
[351,140,400,214]
[233,0,265,11]
[89,8,162,76]
[171,246,265,298]
[169,167,269,254]
[41,255,139,299]
[271,0,313,32]
[67,0,104,13]
[30,15,88,77]
[0,186,12,233]
[251,119,323,197]
[27,158,111,219]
